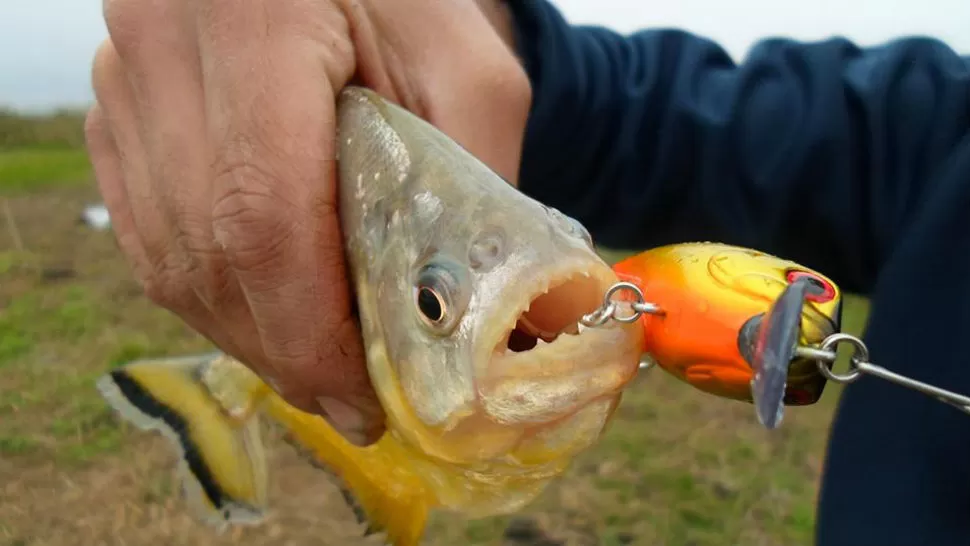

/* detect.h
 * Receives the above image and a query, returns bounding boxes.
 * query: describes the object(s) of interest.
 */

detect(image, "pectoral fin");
[261,397,433,546]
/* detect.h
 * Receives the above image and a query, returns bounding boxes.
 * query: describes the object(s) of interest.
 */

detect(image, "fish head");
[336,87,644,467]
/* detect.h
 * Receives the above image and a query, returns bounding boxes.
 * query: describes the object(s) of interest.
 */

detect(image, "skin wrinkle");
[92,46,175,287]
[98,29,216,312]
[201,7,349,412]
[85,104,154,286]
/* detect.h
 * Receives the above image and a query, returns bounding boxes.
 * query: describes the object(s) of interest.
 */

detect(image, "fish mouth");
[502,273,603,352]
[476,262,644,426]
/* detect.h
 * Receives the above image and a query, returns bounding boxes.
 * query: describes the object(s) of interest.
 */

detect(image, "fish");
[96,86,645,546]
[611,243,842,414]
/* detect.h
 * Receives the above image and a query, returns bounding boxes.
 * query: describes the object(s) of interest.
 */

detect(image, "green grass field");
[0,147,868,546]
[0,148,93,194]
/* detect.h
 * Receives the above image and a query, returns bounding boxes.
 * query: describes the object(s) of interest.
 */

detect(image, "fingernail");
[317,396,374,447]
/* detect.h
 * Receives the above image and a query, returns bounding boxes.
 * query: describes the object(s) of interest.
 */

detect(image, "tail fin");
[96,354,268,528]
[99,353,436,546]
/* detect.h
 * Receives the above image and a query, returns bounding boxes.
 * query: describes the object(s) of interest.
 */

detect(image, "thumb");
[359,0,532,185]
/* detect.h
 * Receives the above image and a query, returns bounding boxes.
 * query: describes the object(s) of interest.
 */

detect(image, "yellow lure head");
[614,243,843,406]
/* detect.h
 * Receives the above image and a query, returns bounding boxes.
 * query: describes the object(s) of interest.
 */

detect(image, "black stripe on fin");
[108,369,235,519]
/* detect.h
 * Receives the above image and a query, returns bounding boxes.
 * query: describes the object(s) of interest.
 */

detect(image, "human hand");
[86,0,531,445]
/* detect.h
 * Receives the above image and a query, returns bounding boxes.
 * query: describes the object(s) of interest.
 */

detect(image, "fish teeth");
[519,316,559,340]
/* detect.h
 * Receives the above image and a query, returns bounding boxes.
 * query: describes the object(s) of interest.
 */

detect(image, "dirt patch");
[1,437,385,546]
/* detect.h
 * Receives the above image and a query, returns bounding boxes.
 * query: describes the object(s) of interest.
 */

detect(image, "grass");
[0,148,869,545]
[0,254,209,466]
[0,147,93,194]
[0,108,91,194]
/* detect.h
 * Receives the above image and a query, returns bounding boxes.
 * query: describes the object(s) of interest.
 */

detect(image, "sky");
[1,0,968,112]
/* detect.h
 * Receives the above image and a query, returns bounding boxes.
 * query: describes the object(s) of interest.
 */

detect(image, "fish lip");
[471,257,643,425]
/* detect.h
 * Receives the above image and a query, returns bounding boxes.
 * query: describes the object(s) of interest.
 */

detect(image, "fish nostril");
[469,229,506,271]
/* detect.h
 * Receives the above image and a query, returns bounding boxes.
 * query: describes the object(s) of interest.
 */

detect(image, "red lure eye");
[786,270,835,303]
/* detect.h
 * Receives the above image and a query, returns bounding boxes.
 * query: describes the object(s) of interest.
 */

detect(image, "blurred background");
[1,1,967,545]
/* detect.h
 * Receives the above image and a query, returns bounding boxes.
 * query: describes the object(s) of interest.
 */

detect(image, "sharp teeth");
[563,322,580,336]
[578,322,588,334]
[519,316,559,340]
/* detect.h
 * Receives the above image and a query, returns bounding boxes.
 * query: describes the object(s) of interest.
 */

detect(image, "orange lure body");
[611,243,843,405]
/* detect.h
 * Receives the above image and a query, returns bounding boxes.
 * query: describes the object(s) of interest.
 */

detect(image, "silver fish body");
[335,88,644,473]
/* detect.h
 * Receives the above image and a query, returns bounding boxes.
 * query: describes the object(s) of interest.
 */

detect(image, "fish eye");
[416,286,445,323]
[413,260,469,334]
[786,270,835,303]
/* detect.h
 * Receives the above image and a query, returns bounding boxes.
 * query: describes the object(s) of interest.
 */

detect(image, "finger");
[103,0,212,287]
[91,40,179,297]
[195,0,384,440]
[415,4,532,185]
[90,40,245,361]
[103,0,265,366]
[357,0,532,185]
[85,103,153,285]
[86,100,238,357]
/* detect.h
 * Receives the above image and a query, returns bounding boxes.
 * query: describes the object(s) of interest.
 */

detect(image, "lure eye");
[413,259,469,334]
[786,270,835,303]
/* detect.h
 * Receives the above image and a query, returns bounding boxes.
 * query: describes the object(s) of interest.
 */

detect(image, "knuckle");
[137,251,186,307]
[211,163,300,274]
[173,227,237,307]
[102,0,164,58]
[91,40,124,100]
[83,105,111,154]
[131,236,203,310]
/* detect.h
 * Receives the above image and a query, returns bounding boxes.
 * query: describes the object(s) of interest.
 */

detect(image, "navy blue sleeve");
[506,1,970,545]
[508,0,969,295]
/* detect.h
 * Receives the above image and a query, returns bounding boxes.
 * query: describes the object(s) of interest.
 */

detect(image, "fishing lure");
[596,243,844,428]
[591,242,970,428]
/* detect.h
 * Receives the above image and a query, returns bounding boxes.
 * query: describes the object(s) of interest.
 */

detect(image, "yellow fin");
[96,354,269,529]
[261,396,434,546]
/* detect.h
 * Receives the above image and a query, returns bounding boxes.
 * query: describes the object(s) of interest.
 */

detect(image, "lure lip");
[742,277,841,429]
